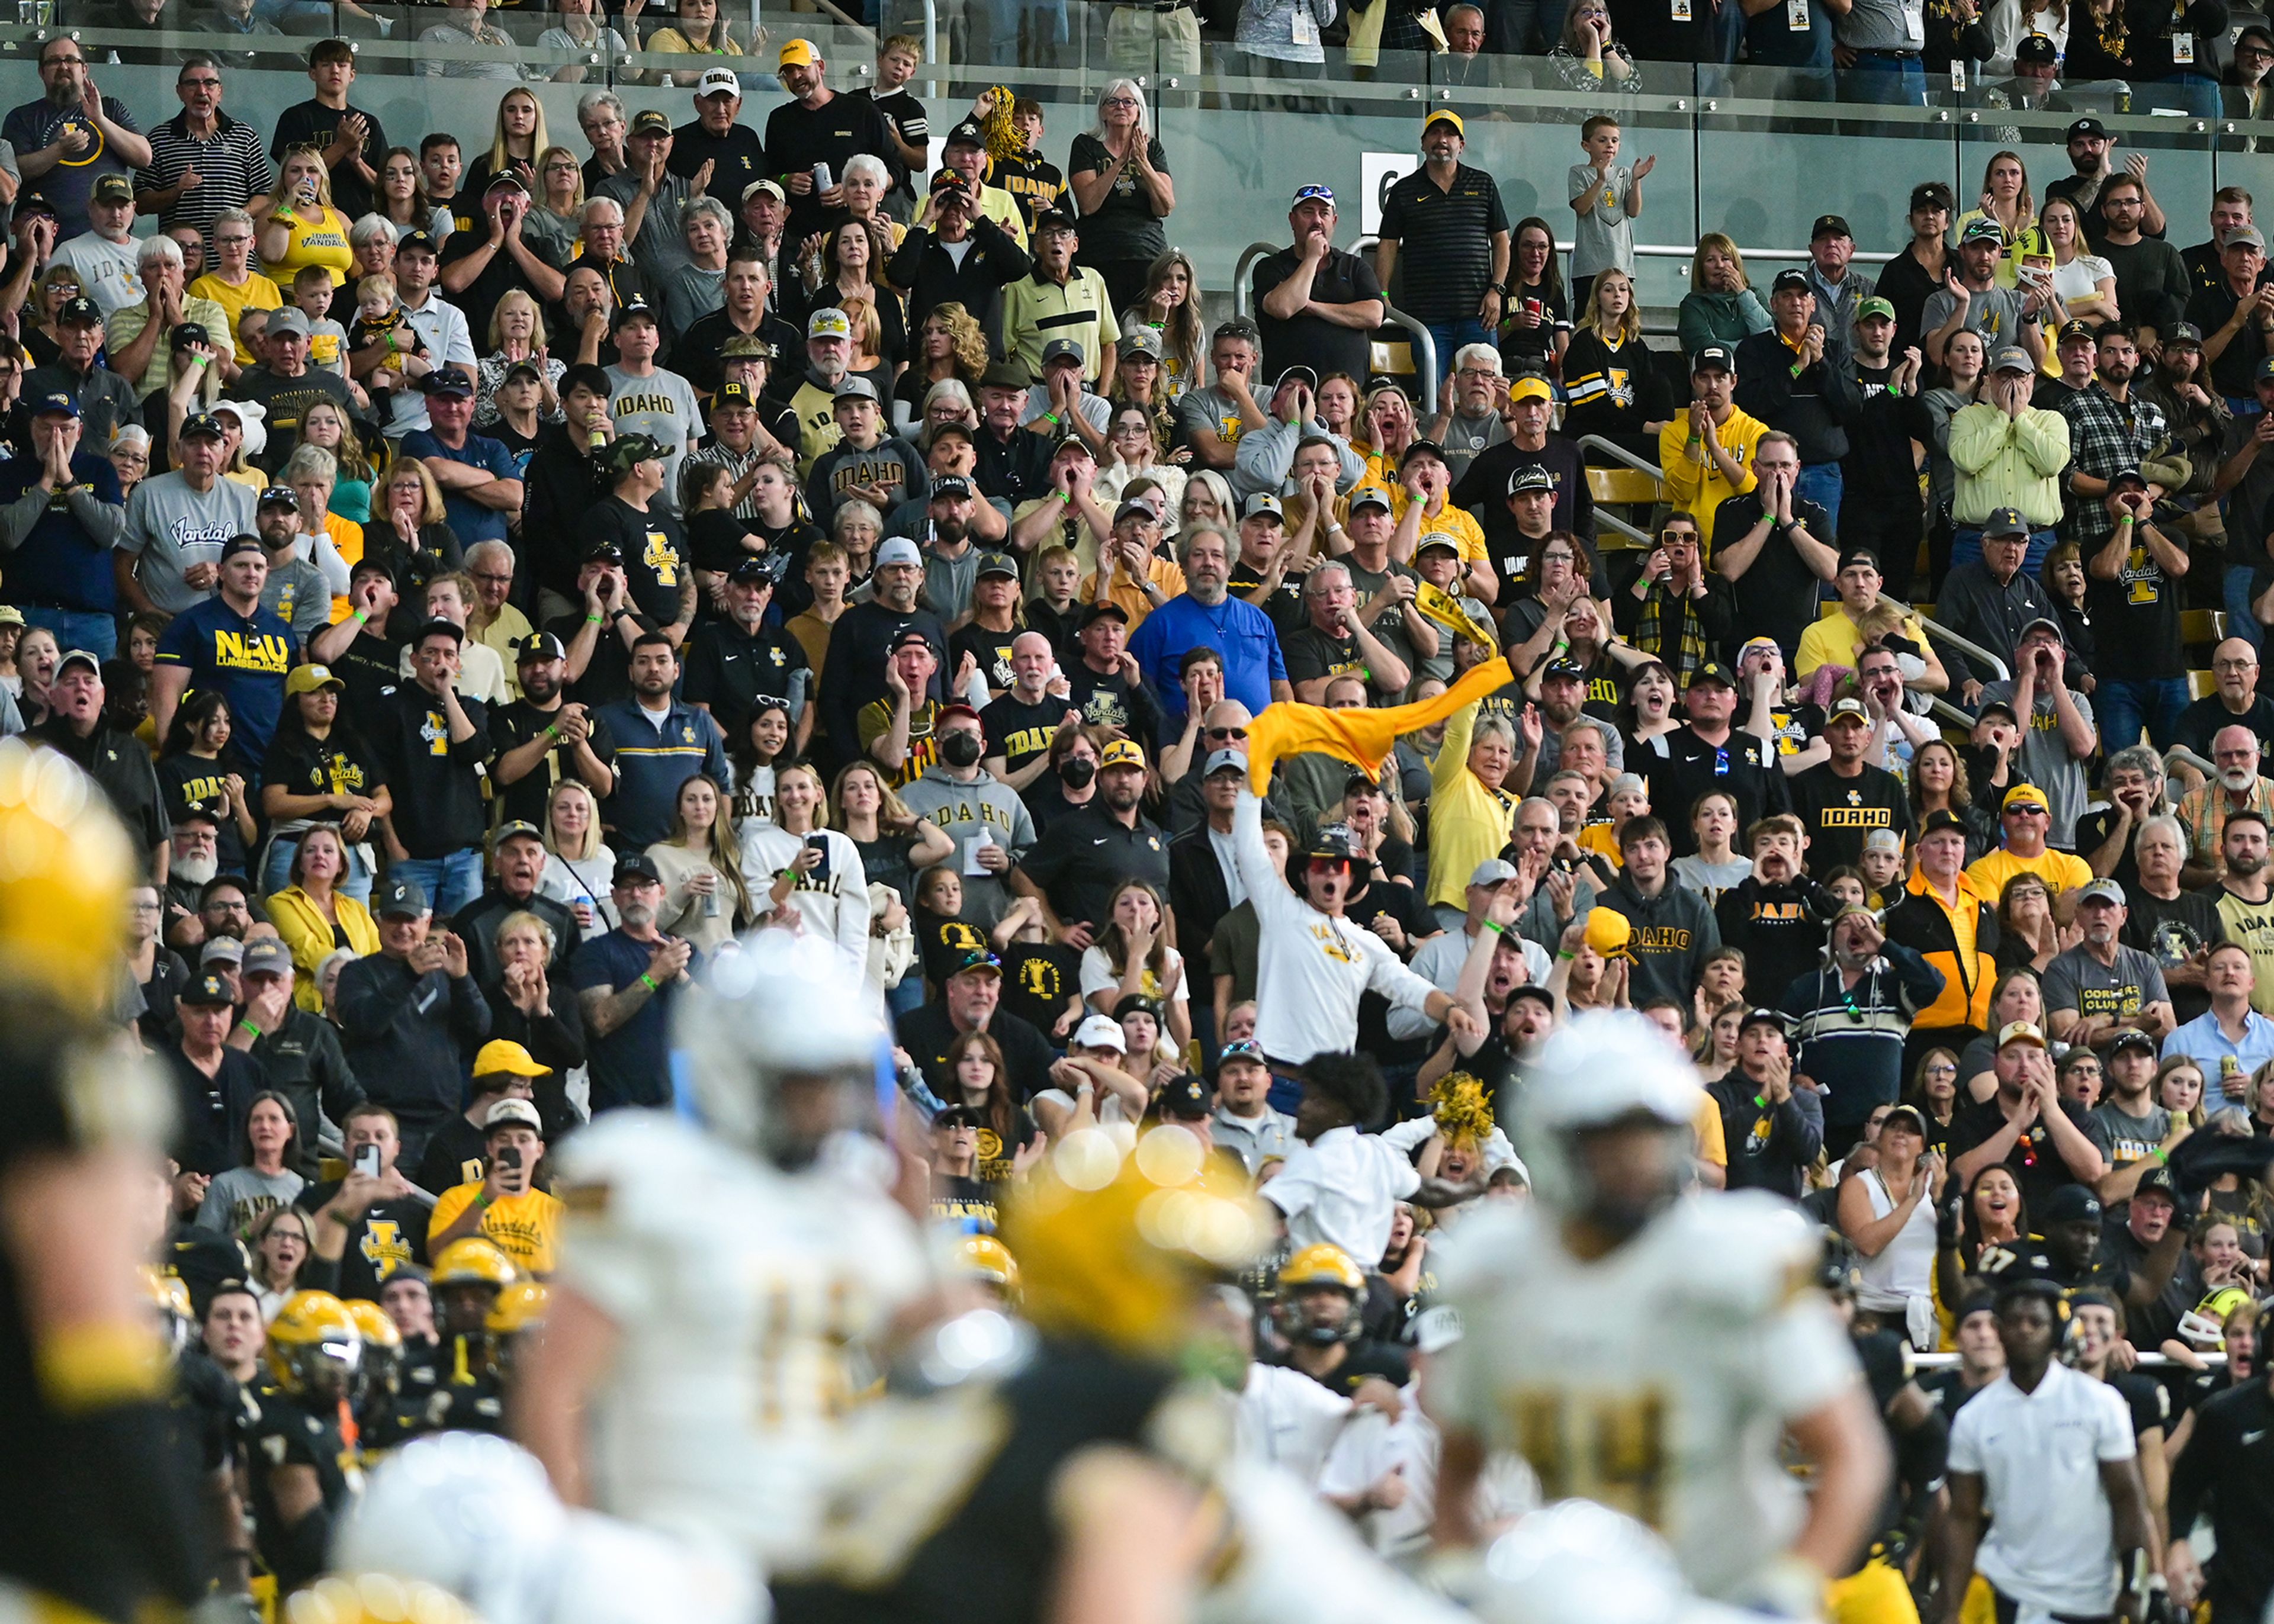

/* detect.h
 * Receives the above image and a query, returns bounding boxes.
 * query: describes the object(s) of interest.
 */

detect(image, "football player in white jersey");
[516,932,930,1590]
[1427,1013,1890,1614]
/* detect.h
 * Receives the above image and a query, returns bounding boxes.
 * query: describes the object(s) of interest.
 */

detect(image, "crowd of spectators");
[9,24,2274,1624]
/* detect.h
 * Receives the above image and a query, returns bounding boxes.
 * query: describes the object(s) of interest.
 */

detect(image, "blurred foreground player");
[521,931,929,1591]
[0,736,212,1623]
[1428,1012,1891,1613]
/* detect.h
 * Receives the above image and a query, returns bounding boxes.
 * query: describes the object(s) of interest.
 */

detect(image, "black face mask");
[940,731,982,768]
[1059,757,1097,789]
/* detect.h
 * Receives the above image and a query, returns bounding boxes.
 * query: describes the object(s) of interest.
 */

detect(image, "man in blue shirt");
[399,371,523,548]
[570,853,693,1115]
[593,631,733,847]
[0,390,126,657]
[150,533,296,762]
[1125,525,1292,739]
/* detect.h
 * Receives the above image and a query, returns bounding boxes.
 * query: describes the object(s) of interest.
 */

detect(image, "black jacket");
[28,717,167,858]
[452,887,583,985]
[1733,329,1865,465]
[887,216,1033,346]
[243,1009,363,1180]
[333,952,492,1131]
[1168,822,1237,964]
[1707,1072,1825,1199]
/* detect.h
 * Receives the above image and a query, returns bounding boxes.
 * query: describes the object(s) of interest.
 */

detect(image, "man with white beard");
[160,811,223,946]
[2176,722,2274,886]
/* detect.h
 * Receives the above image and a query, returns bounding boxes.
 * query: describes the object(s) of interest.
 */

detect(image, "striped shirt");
[136,111,274,253]
[1000,266,1120,384]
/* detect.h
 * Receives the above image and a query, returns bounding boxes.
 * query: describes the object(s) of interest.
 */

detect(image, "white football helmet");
[674,929,887,1167]
[1479,1501,1756,1624]
[1512,1012,1701,1230]
[334,1433,755,1624]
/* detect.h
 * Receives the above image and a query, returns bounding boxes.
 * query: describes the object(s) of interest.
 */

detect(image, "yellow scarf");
[1245,656,1514,795]
[1412,580,1501,652]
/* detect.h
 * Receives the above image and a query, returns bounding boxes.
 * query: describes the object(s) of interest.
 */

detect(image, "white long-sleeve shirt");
[738,822,872,975]
[1233,788,1439,1065]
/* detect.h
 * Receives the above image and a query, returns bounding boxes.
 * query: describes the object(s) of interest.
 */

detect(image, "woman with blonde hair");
[521,146,587,268]
[1081,878,1192,1052]
[477,288,566,427]
[255,146,355,288]
[1562,265,1669,462]
[2156,1054,2208,1130]
[892,302,988,432]
[296,400,377,525]
[645,771,751,953]
[1179,469,1235,536]
[915,381,980,447]
[1356,381,1419,486]
[465,86,550,200]
[537,780,618,932]
[741,761,871,963]
[1119,249,1204,399]
[364,457,465,588]
[1678,232,1772,356]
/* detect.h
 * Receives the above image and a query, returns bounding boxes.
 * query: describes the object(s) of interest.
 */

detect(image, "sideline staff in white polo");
[1941,1275,2156,1624]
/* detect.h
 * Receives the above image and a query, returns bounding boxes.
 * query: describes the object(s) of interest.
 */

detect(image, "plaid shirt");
[2057,382,2167,549]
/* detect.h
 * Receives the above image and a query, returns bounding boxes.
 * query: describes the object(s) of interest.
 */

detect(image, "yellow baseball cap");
[779,36,818,65]
[284,664,344,697]
[1583,906,1634,960]
[1507,374,1553,404]
[1424,109,1466,139]
[1099,739,1148,771]
[473,1038,552,1080]
[2001,783,2048,813]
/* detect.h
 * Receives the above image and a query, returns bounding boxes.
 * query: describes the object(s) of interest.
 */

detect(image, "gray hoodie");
[1229,416,1365,502]
[898,764,1037,931]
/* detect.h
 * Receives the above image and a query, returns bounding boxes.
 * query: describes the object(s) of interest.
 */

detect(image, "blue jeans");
[262,831,374,905]
[1951,526,2057,581]
[1796,463,1844,531]
[2096,677,2191,753]
[20,607,115,661]
[2229,562,2265,655]
[1838,52,1928,107]
[1425,319,1493,384]
[886,973,926,1018]
[388,850,484,921]
[2135,71,2222,118]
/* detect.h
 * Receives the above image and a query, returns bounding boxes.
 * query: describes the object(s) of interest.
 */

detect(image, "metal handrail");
[1909,1350,2220,1368]
[1570,435,1662,548]
[1891,596,2012,686]
[1229,239,1440,415]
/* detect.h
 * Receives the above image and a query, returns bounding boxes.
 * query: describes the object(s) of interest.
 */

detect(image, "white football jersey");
[1427,1193,1859,1600]
[552,1112,930,1572]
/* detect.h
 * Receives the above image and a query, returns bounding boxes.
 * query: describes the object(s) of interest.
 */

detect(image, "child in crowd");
[346,271,428,420]
[1024,544,1084,663]
[292,265,352,381]
[911,865,991,996]
[1567,113,1653,312]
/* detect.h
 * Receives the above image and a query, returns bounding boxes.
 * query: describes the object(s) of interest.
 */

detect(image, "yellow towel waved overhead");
[1412,580,1501,654]
[1244,655,1514,796]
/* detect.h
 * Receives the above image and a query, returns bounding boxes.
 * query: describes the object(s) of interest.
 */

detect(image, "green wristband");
[638,972,659,992]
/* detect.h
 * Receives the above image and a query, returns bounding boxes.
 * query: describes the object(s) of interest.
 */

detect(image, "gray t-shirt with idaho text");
[121,472,259,615]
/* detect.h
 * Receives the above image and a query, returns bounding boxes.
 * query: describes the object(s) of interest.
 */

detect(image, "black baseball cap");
[1690,345,1735,374]
[375,876,429,918]
[1919,808,1969,838]
[2016,33,2058,62]
[1812,214,1851,240]
[2067,116,2109,140]
[1152,1073,1212,1120]
[1686,660,1736,690]
[414,616,464,646]
[515,631,567,664]
[1771,268,1812,294]
[613,852,663,886]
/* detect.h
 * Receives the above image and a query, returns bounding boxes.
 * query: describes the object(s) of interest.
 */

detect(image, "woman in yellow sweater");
[266,826,380,1012]
[1424,698,1522,925]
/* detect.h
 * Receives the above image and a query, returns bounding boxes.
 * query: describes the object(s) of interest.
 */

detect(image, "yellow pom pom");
[1425,1072,1495,1150]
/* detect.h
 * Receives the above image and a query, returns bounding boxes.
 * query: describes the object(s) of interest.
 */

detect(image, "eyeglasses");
[470,570,514,586]
[1205,726,1247,740]
[2003,805,2048,816]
